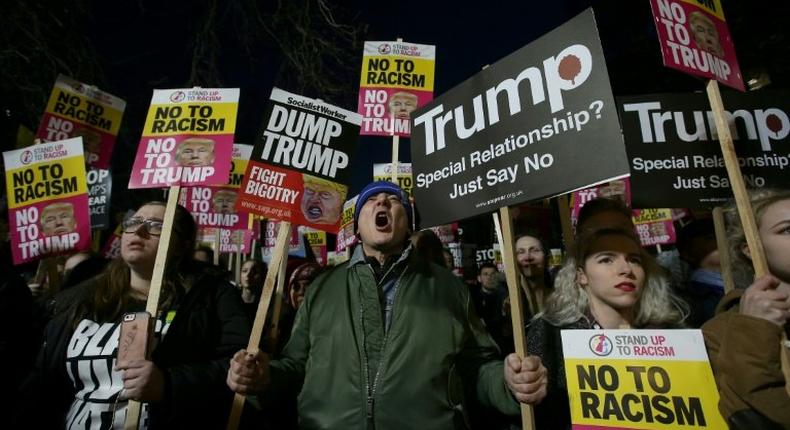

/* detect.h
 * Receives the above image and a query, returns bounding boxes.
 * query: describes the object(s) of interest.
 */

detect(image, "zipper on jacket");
[358,264,407,425]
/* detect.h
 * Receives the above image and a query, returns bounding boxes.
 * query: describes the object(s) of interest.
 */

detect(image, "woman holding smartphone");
[19,202,250,429]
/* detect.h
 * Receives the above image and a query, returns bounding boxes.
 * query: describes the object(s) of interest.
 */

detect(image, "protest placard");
[571,179,631,225]
[335,194,358,253]
[410,9,628,227]
[128,88,239,188]
[180,186,249,229]
[373,163,413,195]
[238,88,361,232]
[649,0,743,91]
[36,75,126,169]
[619,91,789,208]
[561,329,726,429]
[303,227,327,265]
[633,209,677,247]
[4,138,91,264]
[261,221,305,262]
[87,168,111,229]
[358,41,435,137]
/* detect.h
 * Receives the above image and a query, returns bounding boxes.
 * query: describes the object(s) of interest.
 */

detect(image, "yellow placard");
[566,358,726,429]
[360,56,435,91]
[678,0,725,21]
[6,156,89,208]
[44,88,124,134]
[142,102,239,136]
[632,209,672,225]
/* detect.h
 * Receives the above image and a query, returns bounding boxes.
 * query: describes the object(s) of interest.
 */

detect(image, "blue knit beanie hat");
[354,181,414,233]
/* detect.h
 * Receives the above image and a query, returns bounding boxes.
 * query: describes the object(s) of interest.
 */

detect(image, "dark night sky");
[3,0,789,219]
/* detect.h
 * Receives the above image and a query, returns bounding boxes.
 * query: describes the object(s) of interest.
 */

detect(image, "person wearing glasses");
[18,202,250,429]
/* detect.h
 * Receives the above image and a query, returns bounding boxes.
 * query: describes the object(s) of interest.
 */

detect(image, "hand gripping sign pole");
[124,185,181,430]
[492,208,536,430]
[226,221,291,430]
[706,80,790,395]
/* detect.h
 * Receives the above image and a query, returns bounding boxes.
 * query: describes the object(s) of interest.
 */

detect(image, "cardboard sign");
[429,223,458,244]
[571,179,632,226]
[36,75,126,169]
[619,91,789,208]
[196,226,257,254]
[87,168,112,229]
[179,186,250,230]
[303,227,327,265]
[101,223,123,259]
[373,163,413,196]
[561,329,726,429]
[358,41,436,137]
[335,194,359,252]
[261,221,305,262]
[129,88,239,188]
[3,138,91,264]
[649,0,743,91]
[633,209,677,247]
[238,88,361,232]
[410,9,628,227]
[227,144,253,188]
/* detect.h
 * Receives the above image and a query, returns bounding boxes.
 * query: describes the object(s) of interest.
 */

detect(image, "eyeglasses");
[122,217,164,236]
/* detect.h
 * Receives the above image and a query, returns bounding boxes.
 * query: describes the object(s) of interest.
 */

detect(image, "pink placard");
[128,134,234,188]
[9,196,91,264]
[649,0,743,91]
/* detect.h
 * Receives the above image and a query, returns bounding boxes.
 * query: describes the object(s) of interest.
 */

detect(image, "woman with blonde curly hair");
[527,226,687,429]
[703,188,790,429]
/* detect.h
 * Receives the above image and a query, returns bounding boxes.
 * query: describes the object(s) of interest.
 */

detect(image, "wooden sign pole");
[226,221,292,430]
[125,185,180,429]
[706,80,790,395]
[235,231,243,285]
[266,246,289,353]
[214,228,221,266]
[247,215,255,259]
[46,257,61,295]
[493,208,536,430]
[712,207,736,295]
[390,37,404,185]
[706,81,769,277]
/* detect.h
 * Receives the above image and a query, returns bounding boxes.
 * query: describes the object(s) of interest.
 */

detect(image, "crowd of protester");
[3,182,789,429]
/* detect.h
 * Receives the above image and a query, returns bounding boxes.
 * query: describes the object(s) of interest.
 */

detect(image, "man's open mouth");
[375,212,390,228]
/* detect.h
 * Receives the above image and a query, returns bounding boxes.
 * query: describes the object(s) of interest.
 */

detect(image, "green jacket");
[268,247,520,429]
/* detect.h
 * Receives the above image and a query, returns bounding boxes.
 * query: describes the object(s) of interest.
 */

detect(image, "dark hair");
[61,253,108,291]
[241,259,267,295]
[411,229,446,268]
[478,262,498,273]
[514,233,553,288]
[677,218,716,268]
[194,245,215,263]
[75,202,197,324]
[286,261,324,304]
[576,197,633,234]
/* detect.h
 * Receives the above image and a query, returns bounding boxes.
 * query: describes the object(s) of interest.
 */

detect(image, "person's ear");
[577,267,589,287]
[741,243,753,261]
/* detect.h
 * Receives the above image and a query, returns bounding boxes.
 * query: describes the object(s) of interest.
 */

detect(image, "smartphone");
[117,311,152,364]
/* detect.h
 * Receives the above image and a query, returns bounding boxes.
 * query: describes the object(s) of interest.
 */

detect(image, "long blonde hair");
[540,227,687,327]
[726,188,790,287]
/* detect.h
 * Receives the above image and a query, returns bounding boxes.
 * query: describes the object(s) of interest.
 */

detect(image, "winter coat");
[263,245,520,429]
[18,263,250,429]
[702,289,789,429]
